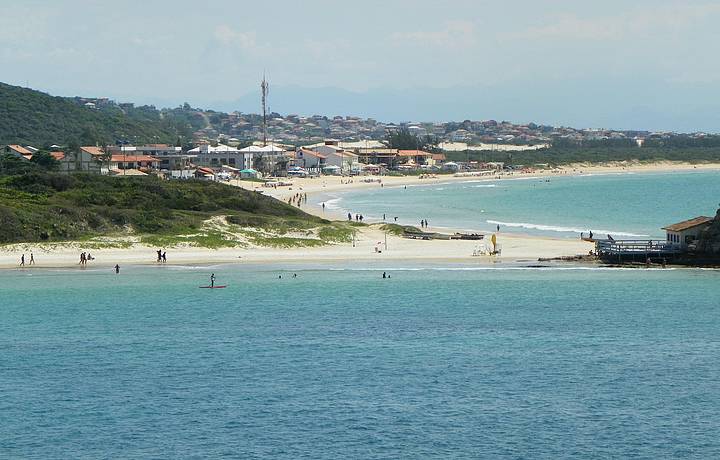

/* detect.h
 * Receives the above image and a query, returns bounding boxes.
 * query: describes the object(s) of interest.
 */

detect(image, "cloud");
[513,3,720,41]
[391,20,476,47]
[214,24,257,50]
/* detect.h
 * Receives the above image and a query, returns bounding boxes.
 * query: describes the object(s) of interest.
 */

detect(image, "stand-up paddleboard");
[199,285,227,289]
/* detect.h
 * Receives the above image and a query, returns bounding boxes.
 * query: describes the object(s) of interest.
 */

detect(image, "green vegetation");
[386,127,439,151]
[381,224,421,236]
[0,168,337,246]
[0,82,199,146]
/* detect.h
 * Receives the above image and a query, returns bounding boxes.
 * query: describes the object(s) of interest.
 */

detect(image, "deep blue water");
[319,170,720,238]
[2,265,719,458]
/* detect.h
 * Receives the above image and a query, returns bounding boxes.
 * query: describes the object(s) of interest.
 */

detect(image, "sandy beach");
[1,161,717,270]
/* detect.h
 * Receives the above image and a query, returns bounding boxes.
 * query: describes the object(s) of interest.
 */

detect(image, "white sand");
[1,161,715,270]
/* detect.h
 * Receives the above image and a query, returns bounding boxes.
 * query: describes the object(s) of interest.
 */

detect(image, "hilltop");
[0,82,203,147]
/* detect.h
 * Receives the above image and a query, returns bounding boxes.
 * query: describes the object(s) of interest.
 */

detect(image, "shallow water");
[319,170,720,238]
[2,265,719,458]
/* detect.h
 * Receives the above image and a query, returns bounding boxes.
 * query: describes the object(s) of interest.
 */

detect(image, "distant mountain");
[208,79,720,133]
[0,82,196,147]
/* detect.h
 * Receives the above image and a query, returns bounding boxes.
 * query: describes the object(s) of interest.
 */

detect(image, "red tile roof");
[50,152,65,161]
[662,216,713,232]
[7,144,32,155]
[110,155,159,163]
[81,146,105,156]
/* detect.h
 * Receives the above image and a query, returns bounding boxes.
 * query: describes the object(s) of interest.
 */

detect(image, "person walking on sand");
[497,224,500,232]
[29,253,34,265]
[157,249,162,262]
[162,251,167,263]
[20,254,25,267]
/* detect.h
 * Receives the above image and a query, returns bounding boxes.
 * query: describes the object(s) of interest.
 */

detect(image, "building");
[397,149,433,166]
[187,144,248,169]
[239,144,288,174]
[4,145,34,160]
[109,154,159,173]
[134,144,195,171]
[305,141,359,173]
[294,148,326,171]
[70,146,106,173]
[663,216,714,249]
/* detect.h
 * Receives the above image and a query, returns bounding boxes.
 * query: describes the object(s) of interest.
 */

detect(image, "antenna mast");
[261,74,269,146]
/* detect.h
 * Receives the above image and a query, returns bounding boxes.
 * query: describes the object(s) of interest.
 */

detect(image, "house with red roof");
[294,148,326,170]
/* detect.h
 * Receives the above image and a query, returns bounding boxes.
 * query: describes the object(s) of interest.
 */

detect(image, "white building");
[303,141,359,173]
[239,144,289,174]
[134,144,195,171]
[663,216,713,249]
[188,144,249,169]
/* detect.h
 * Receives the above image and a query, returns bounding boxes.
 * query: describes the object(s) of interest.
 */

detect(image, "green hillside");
[0,82,200,147]
[0,167,353,246]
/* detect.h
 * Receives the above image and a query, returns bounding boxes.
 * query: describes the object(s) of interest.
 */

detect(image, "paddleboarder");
[210,273,216,287]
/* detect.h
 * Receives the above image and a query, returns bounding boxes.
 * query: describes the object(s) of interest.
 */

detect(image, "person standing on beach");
[29,253,34,265]
[348,213,352,221]
[497,224,500,232]
[20,254,25,267]
[162,251,167,263]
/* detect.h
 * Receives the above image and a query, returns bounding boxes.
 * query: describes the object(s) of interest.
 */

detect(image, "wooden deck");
[595,239,683,263]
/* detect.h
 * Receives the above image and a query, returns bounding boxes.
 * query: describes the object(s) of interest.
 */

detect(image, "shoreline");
[1,161,717,270]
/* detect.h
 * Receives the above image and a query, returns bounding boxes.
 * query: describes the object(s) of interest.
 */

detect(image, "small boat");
[199,285,227,289]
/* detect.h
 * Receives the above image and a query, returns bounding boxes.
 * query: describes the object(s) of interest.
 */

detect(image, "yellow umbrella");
[491,233,497,252]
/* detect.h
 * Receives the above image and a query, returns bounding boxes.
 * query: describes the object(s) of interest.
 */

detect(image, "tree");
[386,128,439,151]
[29,151,60,171]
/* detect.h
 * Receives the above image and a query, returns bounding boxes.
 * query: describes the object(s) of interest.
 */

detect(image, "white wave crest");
[487,220,650,237]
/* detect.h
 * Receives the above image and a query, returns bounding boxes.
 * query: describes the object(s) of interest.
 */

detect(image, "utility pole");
[261,74,269,147]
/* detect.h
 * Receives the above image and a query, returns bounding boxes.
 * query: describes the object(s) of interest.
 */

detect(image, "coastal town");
[72,95,714,148]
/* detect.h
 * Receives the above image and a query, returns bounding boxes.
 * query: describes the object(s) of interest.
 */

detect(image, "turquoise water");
[2,265,720,458]
[320,170,720,238]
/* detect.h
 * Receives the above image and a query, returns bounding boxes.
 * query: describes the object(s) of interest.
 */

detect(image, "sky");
[2,0,720,132]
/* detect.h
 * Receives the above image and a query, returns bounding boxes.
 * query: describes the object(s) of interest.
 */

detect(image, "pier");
[595,239,683,263]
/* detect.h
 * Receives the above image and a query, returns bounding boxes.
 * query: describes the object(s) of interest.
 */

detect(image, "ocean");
[2,265,719,458]
[318,170,720,238]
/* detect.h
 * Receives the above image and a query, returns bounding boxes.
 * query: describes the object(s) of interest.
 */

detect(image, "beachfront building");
[397,149,433,167]
[355,148,400,169]
[293,148,326,172]
[109,154,159,173]
[188,144,249,169]
[663,216,714,250]
[134,144,196,172]
[305,141,360,173]
[239,144,289,175]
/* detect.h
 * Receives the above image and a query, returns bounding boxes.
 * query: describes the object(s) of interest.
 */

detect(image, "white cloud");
[391,20,477,47]
[214,24,257,50]
[513,3,720,42]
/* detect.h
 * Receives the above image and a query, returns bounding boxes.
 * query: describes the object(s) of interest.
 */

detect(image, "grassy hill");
[0,82,199,147]
[0,170,353,247]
